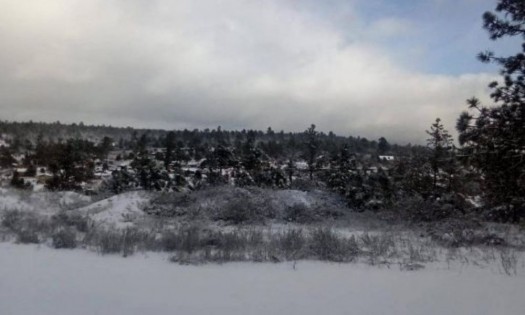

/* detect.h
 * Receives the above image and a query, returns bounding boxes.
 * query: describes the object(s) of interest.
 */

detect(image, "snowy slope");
[76,191,149,228]
[0,243,524,315]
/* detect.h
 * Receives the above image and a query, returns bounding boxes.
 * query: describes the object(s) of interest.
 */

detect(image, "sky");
[0,0,519,143]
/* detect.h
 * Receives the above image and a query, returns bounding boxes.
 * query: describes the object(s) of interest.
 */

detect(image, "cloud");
[0,0,495,143]
[367,17,414,39]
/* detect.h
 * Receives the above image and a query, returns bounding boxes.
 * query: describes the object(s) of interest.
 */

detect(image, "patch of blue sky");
[299,0,521,75]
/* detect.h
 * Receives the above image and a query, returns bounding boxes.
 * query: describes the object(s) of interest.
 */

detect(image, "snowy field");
[1,243,524,315]
[1,187,525,314]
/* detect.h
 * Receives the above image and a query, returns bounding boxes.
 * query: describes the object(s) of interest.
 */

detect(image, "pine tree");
[285,135,298,185]
[303,124,319,180]
[164,131,176,170]
[426,118,454,195]
[97,136,113,160]
[377,137,390,155]
[131,133,160,190]
[0,147,16,168]
[11,171,30,189]
[456,0,525,221]
[326,144,354,195]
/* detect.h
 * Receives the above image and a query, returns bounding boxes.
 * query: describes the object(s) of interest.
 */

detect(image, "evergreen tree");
[303,124,319,180]
[0,147,16,168]
[97,136,113,160]
[215,144,236,175]
[164,131,176,170]
[241,136,263,172]
[11,171,30,189]
[174,140,189,165]
[326,144,354,195]
[426,118,454,194]
[377,137,390,155]
[34,132,46,165]
[45,139,96,190]
[456,0,525,221]
[285,135,298,185]
[131,133,162,190]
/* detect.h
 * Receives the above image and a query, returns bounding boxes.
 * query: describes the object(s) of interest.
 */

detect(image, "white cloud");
[0,0,494,143]
[367,17,414,39]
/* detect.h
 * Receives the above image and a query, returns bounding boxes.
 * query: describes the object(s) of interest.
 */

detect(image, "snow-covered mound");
[77,191,150,228]
[58,191,92,207]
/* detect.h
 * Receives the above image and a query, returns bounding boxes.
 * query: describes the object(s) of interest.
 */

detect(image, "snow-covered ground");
[76,191,149,228]
[1,187,525,314]
[1,243,524,315]
[0,188,92,214]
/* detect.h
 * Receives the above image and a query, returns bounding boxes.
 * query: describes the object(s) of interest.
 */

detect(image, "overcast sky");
[0,0,518,143]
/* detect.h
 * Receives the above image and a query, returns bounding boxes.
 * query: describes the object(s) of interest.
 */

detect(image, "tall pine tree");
[456,0,525,222]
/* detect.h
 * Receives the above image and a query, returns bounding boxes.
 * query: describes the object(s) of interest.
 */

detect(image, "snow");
[58,191,92,206]
[0,189,35,211]
[0,137,9,147]
[0,189,171,227]
[295,161,308,170]
[273,189,312,207]
[0,243,523,315]
[0,189,93,214]
[76,191,149,228]
[466,195,483,208]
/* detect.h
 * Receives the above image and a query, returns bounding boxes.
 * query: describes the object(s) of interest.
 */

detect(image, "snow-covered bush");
[1,210,22,230]
[52,212,89,233]
[283,203,317,223]
[15,229,39,244]
[52,228,77,249]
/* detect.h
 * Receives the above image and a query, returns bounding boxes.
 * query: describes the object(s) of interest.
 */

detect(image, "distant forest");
[0,120,416,158]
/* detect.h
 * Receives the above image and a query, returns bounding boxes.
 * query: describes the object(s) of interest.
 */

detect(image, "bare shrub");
[160,230,181,251]
[393,196,458,222]
[52,212,90,233]
[1,210,23,230]
[52,228,77,249]
[89,227,154,256]
[178,225,201,254]
[165,227,362,264]
[428,220,507,248]
[15,229,40,244]
[214,230,249,252]
[145,192,196,217]
[272,229,307,260]
[94,230,124,254]
[2,210,50,241]
[400,262,425,271]
[211,229,267,262]
[169,252,205,265]
[499,248,518,276]
[407,243,425,263]
[360,233,395,258]
[283,204,317,223]
[290,178,318,191]
[215,198,263,224]
[160,224,202,253]
[309,228,358,262]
